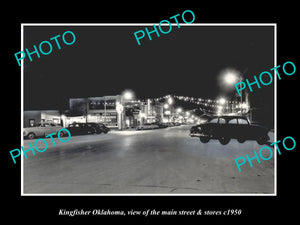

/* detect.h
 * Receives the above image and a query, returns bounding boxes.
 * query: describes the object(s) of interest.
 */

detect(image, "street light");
[219,97,226,105]
[164,104,169,109]
[223,72,239,85]
[176,107,182,113]
[167,97,174,105]
[219,68,241,88]
[122,90,134,101]
[219,68,247,104]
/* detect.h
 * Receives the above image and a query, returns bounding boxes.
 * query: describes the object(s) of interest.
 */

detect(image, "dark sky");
[24,25,274,111]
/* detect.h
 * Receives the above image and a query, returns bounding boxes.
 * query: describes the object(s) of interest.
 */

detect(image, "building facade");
[24,110,61,127]
[67,96,164,129]
[68,96,120,128]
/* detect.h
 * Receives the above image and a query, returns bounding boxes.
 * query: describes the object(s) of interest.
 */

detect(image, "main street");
[23,125,274,194]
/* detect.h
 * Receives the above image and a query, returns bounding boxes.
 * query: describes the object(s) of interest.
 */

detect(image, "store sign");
[132,110,140,115]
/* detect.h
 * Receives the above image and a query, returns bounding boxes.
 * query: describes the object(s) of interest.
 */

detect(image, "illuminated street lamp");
[122,90,134,101]
[223,72,239,85]
[167,97,174,105]
[164,104,169,109]
[219,97,226,105]
[220,68,245,103]
[176,107,182,113]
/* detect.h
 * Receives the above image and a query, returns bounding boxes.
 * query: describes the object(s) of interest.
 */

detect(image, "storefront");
[24,110,61,127]
[67,96,164,130]
[87,112,118,128]
[68,96,120,128]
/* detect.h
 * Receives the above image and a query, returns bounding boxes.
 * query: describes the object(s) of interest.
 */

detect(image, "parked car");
[88,123,110,134]
[67,123,96,136]
[166,122,175,127]
[190,116,270,145]
[23,123,65,139]
[154,122,168,128]
[136,123,159,130]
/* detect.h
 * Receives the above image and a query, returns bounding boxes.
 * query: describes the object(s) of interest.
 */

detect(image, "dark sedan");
[67,123,97,136]
[91,123,110,134]
[190,116,270,145]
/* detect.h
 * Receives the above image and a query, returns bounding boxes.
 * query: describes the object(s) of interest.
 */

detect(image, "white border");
[21,23,277,196]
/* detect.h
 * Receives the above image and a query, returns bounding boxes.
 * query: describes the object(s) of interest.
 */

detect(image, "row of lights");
[120,90,249,118]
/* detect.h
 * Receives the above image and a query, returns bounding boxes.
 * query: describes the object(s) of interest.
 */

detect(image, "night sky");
[24,25,274,113]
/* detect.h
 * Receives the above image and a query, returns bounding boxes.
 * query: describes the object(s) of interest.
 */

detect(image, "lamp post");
[119,90,134,130]
[218,97,226,115]
[221,69,243,114]
[223,72,242,103]
[166,96,174,122]
[61,114,66,127]
[116,101,124,130]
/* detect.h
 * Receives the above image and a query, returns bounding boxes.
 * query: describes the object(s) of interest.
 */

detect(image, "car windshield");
[209,118,218,123]
[228,119,238,124]
[238,118,248,124]
[219,118,226,124]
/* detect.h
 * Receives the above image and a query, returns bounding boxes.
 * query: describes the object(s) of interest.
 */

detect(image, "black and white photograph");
[5,5,298,224]
[22,24,275,195]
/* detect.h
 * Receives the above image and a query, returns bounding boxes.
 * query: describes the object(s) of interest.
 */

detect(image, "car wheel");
[59,131,66,137]
[88,128,95,134]
[219,136,230,145]
[200,136,210,143]
[257,137,267,145]
[237,138,245,143]
[27,132,36,139]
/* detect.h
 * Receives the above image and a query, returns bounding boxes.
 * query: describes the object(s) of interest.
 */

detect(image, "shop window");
[29,119,35,127]
[53,118,60,124]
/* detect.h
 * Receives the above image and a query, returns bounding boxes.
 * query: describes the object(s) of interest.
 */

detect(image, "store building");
[68,96,121,128]
[139,99,164,124]
[23,110,61,127]
[66,96,164,130]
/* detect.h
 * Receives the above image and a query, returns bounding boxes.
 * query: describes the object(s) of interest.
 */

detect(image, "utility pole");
[104,96,107,126]
[85,99,89,123]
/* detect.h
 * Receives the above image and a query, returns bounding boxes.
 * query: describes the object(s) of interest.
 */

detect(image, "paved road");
[23,125,275,194]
